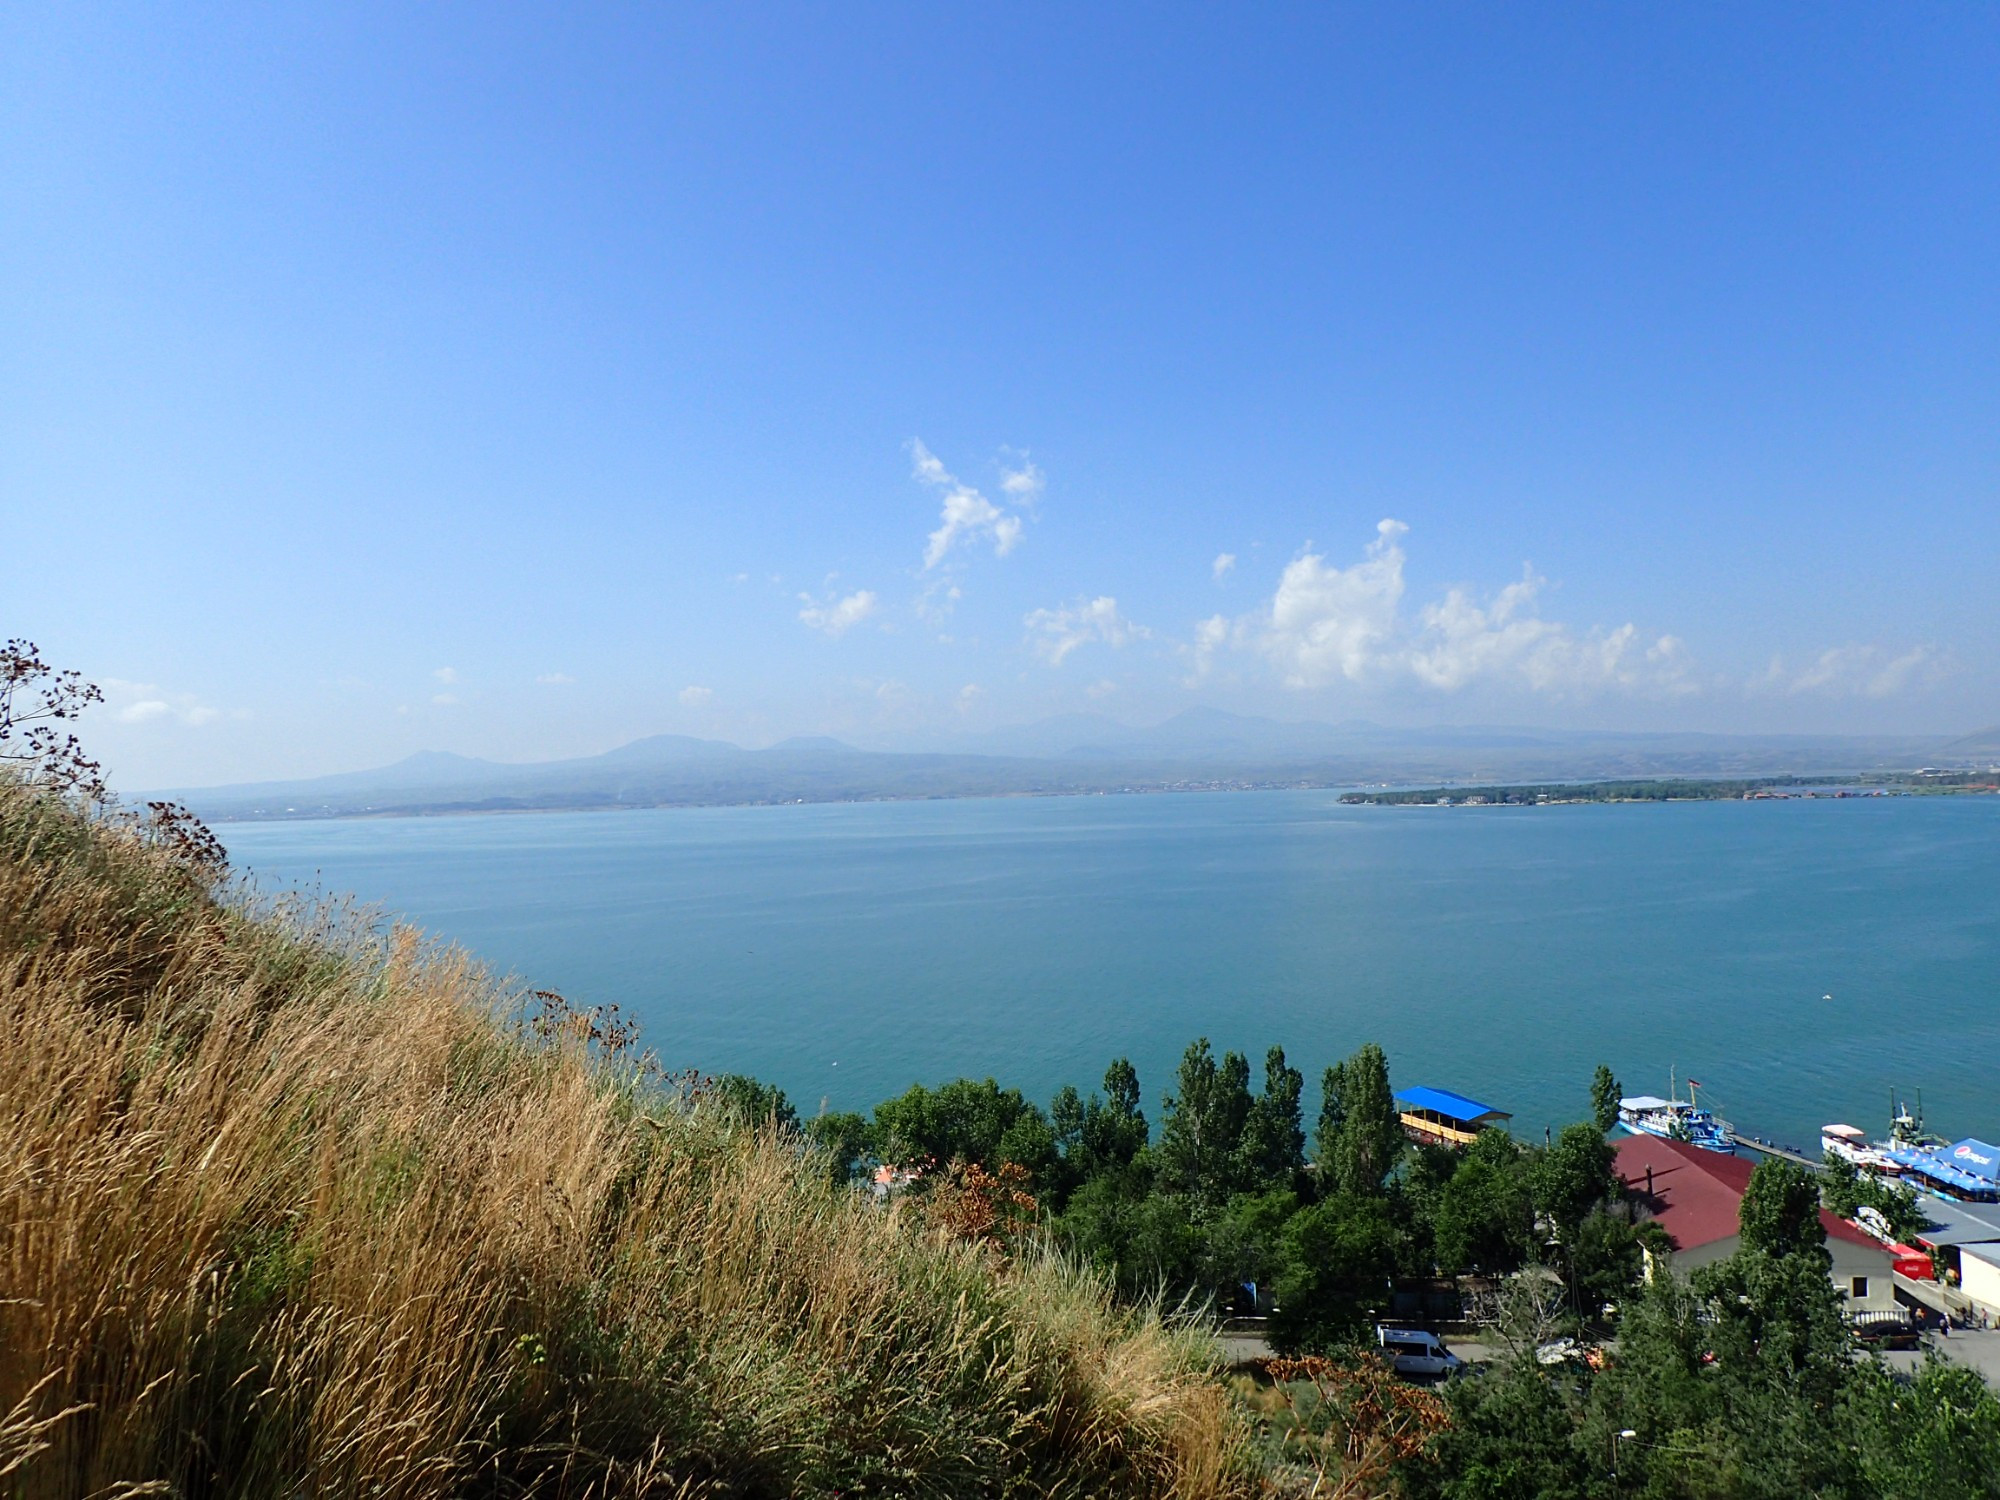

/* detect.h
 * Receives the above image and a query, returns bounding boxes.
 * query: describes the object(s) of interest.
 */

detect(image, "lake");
[221,791,2000,1149]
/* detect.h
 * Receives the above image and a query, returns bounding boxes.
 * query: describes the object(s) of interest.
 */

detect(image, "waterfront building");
[1614,1135,1899,1319]
[1959,1244,2000,1319]
[1907,1195,2000,1316]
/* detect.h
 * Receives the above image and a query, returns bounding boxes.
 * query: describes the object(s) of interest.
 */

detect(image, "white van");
[1376,1325,1464,1380]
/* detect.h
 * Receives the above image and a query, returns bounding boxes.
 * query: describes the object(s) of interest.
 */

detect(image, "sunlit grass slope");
[0,780,1254,1499]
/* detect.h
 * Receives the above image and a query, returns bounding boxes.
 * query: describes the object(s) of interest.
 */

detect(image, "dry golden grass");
[0,781,1264,1499]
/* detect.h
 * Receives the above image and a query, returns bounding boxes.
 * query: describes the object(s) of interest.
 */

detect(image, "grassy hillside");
[0,779,1258,1499]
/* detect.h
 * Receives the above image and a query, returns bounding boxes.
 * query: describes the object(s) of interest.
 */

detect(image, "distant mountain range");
[156,710,1995,821]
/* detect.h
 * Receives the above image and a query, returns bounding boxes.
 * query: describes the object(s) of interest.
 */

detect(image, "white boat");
[1619,1088,1735,1154]
[1820,1122,1902,1176]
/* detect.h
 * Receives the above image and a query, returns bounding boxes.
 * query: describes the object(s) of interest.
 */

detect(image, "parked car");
[1851,1317,1921,1351]
[1376,1325,1464,1380]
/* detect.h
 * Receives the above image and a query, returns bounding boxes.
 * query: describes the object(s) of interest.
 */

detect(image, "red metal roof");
[1612,1135,1878,1254]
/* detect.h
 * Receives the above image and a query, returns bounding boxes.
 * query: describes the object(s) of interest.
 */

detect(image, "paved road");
[1880,1328,2000,1385]
[1217,1328,2000,1386]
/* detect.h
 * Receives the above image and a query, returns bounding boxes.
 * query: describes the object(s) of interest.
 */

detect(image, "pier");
[1729,1133,1822,1168]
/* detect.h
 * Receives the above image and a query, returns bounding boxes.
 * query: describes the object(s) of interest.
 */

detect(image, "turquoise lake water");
[221,792,2000,1149]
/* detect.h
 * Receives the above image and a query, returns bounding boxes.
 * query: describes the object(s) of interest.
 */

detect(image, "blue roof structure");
[1945,1139,2000,1185]
[1887,1141,2000,1200]
[1394,1086,1511,1124]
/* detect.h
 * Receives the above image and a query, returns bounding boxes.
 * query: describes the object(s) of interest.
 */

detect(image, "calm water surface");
[222,792,2000,1147]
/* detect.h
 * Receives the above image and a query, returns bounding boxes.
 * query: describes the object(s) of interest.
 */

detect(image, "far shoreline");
[189,770,2000,826]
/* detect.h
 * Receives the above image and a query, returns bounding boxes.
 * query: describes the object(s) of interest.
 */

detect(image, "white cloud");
[998,453,1046,509]
[1184,613,1234,685]
[1405,569,1690,695]
[1212,552,1236,580]
[430,693,459,707]
[1242,520,1690,698]
[536,672,576,685]
[956,683,984,713]
[911,439,1028,569]
[1024,596,1150,666]
[799,588,880,636]
[1085,678,1119,699]
[916,577,963,627]
[102,679,223,728]
[1756,644,1946,699]
[1261,520,1409,688]
[679,685,713,707]
[433,666,459,685]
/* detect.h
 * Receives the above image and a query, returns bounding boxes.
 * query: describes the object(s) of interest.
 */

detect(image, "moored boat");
[1618,1076,1735,1154]
[1821,1122,1902,1175]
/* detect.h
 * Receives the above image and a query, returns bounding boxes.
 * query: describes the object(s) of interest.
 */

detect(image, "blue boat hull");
[1619,1118,1736,1154]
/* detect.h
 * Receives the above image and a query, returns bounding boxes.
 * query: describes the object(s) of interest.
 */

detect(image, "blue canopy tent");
[1890,1139,2000,1202]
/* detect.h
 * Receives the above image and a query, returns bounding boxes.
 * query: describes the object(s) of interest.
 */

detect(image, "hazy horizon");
[146,706,1997,802]
[9,7,1998,788]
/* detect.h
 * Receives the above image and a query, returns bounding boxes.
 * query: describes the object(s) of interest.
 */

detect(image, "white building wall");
[1960,1244,2000,1317]
[1827,1238,1899,1317]
[1658,1233,1897,1316]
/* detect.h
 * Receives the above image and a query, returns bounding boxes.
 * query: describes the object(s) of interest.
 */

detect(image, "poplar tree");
[1590,1064,1623,1135]
[1156,1038,1252,1209]
[1097,1057,1149,1167]
[1238,1045,1305,1190]
[1053,1057,1150,1182]
[1327,1043,1402,1198]
[1313,1059,1347,1178]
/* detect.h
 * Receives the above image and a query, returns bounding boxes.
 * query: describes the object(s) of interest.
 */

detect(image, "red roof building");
[1612,1135,1897,1316]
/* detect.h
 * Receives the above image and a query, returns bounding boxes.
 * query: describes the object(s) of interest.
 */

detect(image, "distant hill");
[154,715,1979,821]
[1941,726,2000,758]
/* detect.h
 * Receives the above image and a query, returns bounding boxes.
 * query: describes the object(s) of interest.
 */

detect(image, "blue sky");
[6,5,1998,787]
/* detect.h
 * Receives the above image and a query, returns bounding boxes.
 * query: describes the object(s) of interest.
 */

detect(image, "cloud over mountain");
[1242,520,1692,698]
[1024,596,1150,666]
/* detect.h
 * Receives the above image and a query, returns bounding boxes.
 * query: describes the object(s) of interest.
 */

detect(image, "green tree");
[804,1109,875,1186]
[1053,1174,1203,1299]
[1585,1260,1858,1500]
[1403,1357,1594,1500]
[1569,1211,1644,1318]
[1313,1058,1347,1177]
[1237,1045,1305,1191]
[1156,1038,1253,1209]
[711,1073,798,1131]
[1432,1128,1534,1274]
[1317,1043,1401,1198]
[1199,1188,1298,1312]
[1268,1193,1399,1351]
[1844,1355,2000,1499]
[1820,1151,1928,1242]
[1072,1058,1150,1172]
[1589,1063,1622,1135]
[1737,1158,1826,1261]
[1533,1122,1615,1245]
[873,1078,1057,1183]
[1050,1058,1150,1207]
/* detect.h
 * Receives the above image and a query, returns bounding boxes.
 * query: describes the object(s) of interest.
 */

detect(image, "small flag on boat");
[1687,1079,1704,1089]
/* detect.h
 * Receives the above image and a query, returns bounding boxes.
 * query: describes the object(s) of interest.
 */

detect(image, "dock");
[1729,1133,1822,1168]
